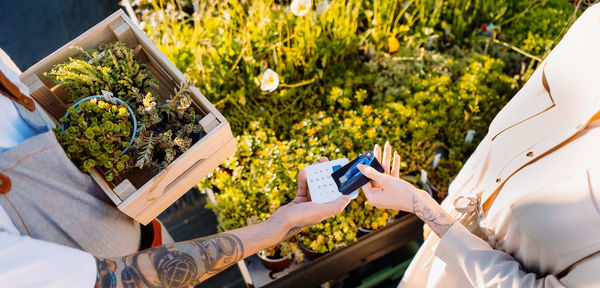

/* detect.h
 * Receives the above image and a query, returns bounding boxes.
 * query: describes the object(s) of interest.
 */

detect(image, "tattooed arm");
[95,219,288,288]
[95,158,351,288]
[357,142,456,238]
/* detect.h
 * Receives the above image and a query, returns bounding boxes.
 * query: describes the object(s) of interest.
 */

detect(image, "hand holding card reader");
[305,152,385,203]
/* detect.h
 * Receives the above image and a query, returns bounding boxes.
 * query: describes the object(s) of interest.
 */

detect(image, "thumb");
[357,164,386,182]
[325,195,351,214]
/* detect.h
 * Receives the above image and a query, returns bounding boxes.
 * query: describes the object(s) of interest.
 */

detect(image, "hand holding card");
[331,151,385,195]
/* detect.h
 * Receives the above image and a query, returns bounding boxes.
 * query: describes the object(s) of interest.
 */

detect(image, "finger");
[297,169,308,198]
[319,156,329,163]
[373,144,382,188]
[357,164,387,183]
[383,141,392,174]
[391,151,401,178]
[373,144,382,164]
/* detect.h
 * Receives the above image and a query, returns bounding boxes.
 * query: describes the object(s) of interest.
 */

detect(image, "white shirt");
[0,48,97,287]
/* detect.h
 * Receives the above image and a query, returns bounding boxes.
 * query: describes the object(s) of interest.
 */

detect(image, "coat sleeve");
[434,222,599,288]
[0,232,97,287]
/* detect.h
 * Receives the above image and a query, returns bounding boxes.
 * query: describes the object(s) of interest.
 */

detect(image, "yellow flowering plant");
[297,213,358,254]
[347,192,399,231]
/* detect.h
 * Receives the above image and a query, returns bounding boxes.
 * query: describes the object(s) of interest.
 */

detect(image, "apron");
[0,99,142,257]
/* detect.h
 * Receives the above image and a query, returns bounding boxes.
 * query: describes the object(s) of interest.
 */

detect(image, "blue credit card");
[330,151,385,194]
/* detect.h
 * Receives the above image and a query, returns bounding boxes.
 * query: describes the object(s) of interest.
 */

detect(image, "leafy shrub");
[45,42,159,104]
[298,213,357,253]
[55,99,132,182]
[501,0,579,57]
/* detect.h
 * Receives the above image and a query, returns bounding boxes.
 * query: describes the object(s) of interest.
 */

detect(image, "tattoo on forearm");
[412,196,452,237]
[95,234,244,288]
[283,225,308,239]
[95,258,117,288]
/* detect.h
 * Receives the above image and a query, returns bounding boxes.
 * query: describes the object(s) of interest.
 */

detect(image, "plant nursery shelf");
[239,214,423,288]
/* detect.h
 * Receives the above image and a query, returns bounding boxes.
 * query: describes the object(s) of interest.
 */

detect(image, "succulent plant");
[54,98,133,182]
[131,81,203,172]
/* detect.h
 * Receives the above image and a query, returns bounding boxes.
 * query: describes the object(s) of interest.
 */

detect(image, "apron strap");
[0,70,35,111]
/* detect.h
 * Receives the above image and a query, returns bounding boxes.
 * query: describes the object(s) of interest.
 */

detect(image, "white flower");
[260,69,279,92]
[291,0,312,17]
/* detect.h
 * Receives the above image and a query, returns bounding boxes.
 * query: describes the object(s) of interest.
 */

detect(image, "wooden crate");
[19,10,236,225]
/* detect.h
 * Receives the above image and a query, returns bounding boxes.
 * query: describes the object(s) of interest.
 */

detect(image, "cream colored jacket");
[399,4,600,288]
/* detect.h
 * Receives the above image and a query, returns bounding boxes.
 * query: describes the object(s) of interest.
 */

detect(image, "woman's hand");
[357,142,456,237]
[356,142,423,212]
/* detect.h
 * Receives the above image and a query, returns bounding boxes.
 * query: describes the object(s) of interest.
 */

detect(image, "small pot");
[256,251,292,272]
[357,226,374,237]
[299,241,325,260]
[62,95,137,154]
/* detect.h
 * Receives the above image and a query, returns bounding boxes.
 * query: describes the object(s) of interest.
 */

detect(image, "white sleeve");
[434,222,599,288]
[0,232,97,288]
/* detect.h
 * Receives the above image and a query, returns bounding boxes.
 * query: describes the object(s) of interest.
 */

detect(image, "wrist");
[410,188,432,213]
[265,210,294,240]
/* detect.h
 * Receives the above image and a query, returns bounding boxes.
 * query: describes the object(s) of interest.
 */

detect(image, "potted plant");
[256,241,303,271]
[46,41,204,175]
[54,96,136,182]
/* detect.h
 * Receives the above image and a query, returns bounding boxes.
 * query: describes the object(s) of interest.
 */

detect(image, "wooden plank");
[199,113,220,133]
[133,138,237,224]
[21,74,65,119]
[108,18,138,48]
[262,215,422,288]
[113,179,137,200]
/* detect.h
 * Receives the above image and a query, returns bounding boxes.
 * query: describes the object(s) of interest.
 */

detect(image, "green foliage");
[45,42,159,104]
[298,213,358,253]
[139,0,579,257]
[347,193,398,231]
[54,99,132,182]
[501,0,579,57]
[131,82,202,171]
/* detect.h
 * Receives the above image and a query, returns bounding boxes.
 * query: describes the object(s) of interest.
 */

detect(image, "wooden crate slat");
[199,113,220,133]
[133,138,237,224]
[22,74,66,120]
[108,18,138,49]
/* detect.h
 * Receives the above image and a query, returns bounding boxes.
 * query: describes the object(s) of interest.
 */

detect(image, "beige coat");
[400,4,600,288]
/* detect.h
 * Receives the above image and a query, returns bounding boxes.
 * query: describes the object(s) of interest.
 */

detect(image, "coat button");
[526,151,534,157]
[496,177,501,183]
[0,173,11,194]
